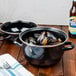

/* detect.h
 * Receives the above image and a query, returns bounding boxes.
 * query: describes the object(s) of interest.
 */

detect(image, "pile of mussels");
[25,31,62,45]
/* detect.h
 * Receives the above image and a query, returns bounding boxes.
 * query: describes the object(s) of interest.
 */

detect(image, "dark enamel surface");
[19,27,74,67]
[1,21,37,34]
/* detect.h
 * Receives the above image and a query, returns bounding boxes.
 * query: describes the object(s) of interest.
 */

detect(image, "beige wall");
[0,0,71,25]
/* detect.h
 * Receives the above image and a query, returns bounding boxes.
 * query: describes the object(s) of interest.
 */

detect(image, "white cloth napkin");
[0,54,34,76]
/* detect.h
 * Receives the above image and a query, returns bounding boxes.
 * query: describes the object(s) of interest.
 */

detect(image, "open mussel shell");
[40,36,48,45]
[24,31,62,46]
[37,31,59,45]
[37,32,46,44]
[47,32,57,43]
[28,37,36,45]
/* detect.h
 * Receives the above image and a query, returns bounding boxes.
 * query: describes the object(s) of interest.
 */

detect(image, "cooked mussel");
[37,32,48,45]
[25,31,62,45]
[28,37,36,45]
[47,32,57,43]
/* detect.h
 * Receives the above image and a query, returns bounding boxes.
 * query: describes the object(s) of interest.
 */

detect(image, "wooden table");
[0,25,76,76]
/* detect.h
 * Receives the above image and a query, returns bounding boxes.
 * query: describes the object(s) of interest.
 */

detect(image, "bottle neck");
[73,1,76,6]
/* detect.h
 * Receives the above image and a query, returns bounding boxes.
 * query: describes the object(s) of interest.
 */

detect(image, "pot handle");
[62,42,74,51]
[0,33,11,40]
[13,37,23,47]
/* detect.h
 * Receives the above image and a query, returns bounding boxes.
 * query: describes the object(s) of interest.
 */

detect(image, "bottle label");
[70,16,76,27]
[69,16,76,35]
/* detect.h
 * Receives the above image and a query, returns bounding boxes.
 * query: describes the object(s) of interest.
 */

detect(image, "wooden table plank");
[1,25,76,76]
[0,24,3,47]
[60,26,68,33]
[0,41,20,59]
[38,59,63,76]
[0,41,4,48]
[38,25,62,30]
[61,26,76,76]
[63,38,76,76]
[52,59,63,76]
[0,34,4,48]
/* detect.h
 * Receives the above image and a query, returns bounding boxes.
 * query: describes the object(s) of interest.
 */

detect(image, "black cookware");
[0,21,37,43]
[16,27,74,67]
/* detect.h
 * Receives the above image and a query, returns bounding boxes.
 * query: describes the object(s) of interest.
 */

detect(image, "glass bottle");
[69,0,76,37]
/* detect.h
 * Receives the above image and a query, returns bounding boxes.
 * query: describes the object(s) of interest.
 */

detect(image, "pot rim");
[0,23,38,35]
[19,27,68,48]
[0,24,20,35]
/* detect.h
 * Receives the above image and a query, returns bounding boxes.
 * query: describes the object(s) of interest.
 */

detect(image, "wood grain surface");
[61,26,76,76]
[0,25,75,76]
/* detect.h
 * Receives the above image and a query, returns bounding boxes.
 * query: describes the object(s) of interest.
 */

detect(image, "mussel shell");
[47,32,57,43]
[34,33,41,39]
[28,37,36,44]
[37,31,46,42]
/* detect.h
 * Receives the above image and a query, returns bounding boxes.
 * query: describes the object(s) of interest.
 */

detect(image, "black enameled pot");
[18,27,74,67]
[0,21,37,43]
